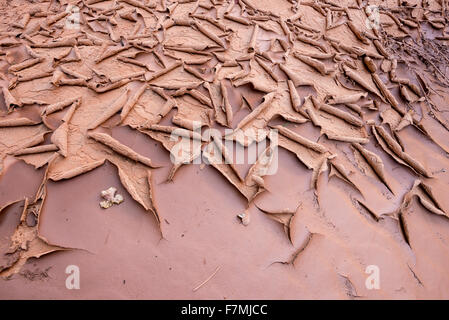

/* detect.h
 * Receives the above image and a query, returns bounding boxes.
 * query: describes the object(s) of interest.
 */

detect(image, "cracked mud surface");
[0,0,449,299]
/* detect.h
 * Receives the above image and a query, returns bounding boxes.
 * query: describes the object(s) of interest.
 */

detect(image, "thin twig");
[192,266,221,292]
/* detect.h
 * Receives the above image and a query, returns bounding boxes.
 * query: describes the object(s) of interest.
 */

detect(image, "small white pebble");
[100,200,113,209]
[112,194,124,204]
[237,211,250,226]
[100,187,124,209]
[101,187,117,201]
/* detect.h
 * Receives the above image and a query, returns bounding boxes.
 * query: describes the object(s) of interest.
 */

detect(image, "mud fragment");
[88,132,156,168]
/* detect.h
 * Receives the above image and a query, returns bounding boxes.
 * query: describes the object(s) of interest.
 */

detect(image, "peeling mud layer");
[0,0,449,299]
